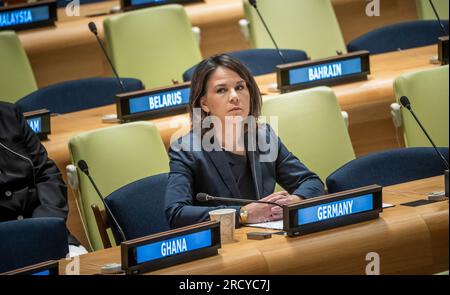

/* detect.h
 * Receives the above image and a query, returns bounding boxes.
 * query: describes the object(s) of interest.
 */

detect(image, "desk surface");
[42,45,440,248]
[58,176,449,275]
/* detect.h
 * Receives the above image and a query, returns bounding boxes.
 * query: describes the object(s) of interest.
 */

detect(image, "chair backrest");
[326,147,449,193]
[243,0,346,59]
[15,77,144,114]
[182,48,308,81]
[347,20,449,55]
[68,122,169,250]
[0,218,68,273]
[103,4,202,89]
[261,86,355,183]
[0,31,38,104]
[105,173,170,244]
[416,0,449,20]
[394,65,449,147]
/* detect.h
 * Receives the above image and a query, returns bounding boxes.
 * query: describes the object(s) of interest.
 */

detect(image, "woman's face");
[200,66,251,125]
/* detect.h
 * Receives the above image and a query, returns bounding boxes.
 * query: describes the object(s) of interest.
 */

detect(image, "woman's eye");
[217,88,226,94]
[236,85,245,91]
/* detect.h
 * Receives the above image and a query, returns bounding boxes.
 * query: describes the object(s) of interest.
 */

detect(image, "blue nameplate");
[121,0,203,12]
[277,51,370,93]
[121,221,221,274]
[2,260,59,275]
[283,185,382,237]
[23,109,51,141]
[116,82,190,123]
[0,0,57,31]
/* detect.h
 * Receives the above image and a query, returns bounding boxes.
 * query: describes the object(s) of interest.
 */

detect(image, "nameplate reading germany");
[121,221,221,274]
[277,51,370,93]
[116,82,191,123]
[0,0,57,31]
[283,185,382,237]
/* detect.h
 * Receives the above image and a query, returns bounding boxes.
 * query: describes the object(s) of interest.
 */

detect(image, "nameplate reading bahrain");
[283,185,382,237]
[23,109,51,141]
[116,82,191,123]
[121,0,203,12]
[0,0,57,31]
[276,51,370,93]
[121,221,221,274]
[2,260,59,275]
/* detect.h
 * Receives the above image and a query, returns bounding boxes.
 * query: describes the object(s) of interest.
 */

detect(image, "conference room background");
[0,0,448,280]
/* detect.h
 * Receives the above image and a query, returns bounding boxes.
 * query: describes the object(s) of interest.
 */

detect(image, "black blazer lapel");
[206,151,241,197]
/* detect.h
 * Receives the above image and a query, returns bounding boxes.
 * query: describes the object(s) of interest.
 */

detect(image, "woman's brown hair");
[188,54,262,125]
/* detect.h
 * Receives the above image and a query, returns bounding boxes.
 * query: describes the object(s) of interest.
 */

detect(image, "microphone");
[428,0,448,36]
[399,96,449,171]
[88,22,127,92]
[248,0,287,64]
[196,193,284,208]
[77,160,127,243]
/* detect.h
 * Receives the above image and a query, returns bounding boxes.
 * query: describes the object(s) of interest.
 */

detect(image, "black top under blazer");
[165,124,324,228]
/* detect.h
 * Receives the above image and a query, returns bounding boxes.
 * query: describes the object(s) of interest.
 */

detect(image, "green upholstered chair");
[67,122,169,250]
[416,0,449,20]
[103,4,202,89]
[0,31,37,103]
[240,0,347,59]
[392,65,449,147]
[261,86,355,183]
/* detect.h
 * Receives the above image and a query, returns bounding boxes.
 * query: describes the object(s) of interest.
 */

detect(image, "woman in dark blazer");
[165,54,324,228]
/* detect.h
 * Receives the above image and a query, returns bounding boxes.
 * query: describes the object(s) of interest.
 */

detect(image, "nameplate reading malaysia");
[0,0,57,31]
[121,0,203,11]
[2,260,59,275]
[277,51,370,93]
[116,82,190,123]
[23,109,51,140]
[121,221,221,274]
[283,185,382,237]
[438,36,449,65]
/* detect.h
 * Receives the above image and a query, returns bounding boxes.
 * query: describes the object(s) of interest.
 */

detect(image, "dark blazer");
[165,124,324,228]
[0,102,77,244]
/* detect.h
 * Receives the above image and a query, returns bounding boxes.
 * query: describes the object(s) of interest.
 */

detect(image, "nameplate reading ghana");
[23,109,51,141]
[277,51,370,93]
[283,185,382,237]
[116,82,190,122]
[121,0,203,11]
[0,0,57,31]
[2,260,59,275]
[121,221,220,274]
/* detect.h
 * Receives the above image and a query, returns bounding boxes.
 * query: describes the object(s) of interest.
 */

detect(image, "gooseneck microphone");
[428,0,448,36]
[248,0,287,64]
[196,193,284,209]
[77,160,127,243]
[88,22,127,92]
[399,96,449,170]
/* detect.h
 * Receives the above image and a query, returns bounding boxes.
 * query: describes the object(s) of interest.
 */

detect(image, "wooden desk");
[42,45,440,247]
[58,176,449,275]
[18,0,417,88]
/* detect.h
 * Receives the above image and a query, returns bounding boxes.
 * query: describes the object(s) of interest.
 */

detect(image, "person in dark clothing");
[0,102,86,255]
[165,54,324,228]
